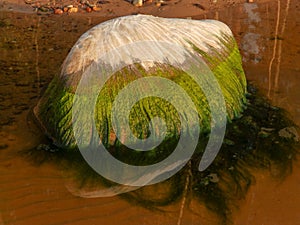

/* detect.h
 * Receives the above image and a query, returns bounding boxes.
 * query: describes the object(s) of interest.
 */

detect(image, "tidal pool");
[0,1,300,224]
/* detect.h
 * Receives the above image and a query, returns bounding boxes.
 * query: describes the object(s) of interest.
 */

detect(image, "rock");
[155,0,164,7]
[259,127,275,138]
[258,130,270,138]
[54,8,63,15]
[92,6,102,11]
[68,7,78,13]
[86,7,92,12]
[38,6,51,12]
[261,127,275,132]
[278,127,299,142]
[34,15,247,150]
[36,144,59,152]
[223,139,235,145]
[208,173,220,183]
[132,0,143,7]
[37,144,51,151]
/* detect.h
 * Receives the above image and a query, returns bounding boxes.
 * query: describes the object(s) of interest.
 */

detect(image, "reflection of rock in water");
[122,84,299,223]
[242,32,261,62]
[23,83,299,224]
[242,3,263,63]
[244,3,261,23]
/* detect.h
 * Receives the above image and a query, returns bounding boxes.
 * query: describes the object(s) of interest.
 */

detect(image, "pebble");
[37,144,51,151]
[208,173,220,183]
[68,7,78,13]
[261,127,275,132]
[36,144,59,152]
[132,0,143,7]
[223,139,235,145]
[259,127,275,138]
[258,130,270,138]
[155,0,164,7]
[278,127,299,142]
[54,8,63,14]
[92,6,102,11]
[86,7,92,12]
[38,6,51,12]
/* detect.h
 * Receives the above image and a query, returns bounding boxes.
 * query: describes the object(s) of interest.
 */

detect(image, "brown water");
[0,1,300,224]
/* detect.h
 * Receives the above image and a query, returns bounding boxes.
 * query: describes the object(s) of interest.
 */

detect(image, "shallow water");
[0,1,300,224]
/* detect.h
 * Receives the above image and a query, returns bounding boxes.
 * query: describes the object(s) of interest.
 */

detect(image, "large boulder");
[34,14,247,153]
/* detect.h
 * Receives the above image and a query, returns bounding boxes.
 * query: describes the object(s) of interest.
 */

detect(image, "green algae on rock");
[34,15,247,157]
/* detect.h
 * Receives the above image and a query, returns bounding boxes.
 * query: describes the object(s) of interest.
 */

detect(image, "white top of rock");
[61,14,233,78]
